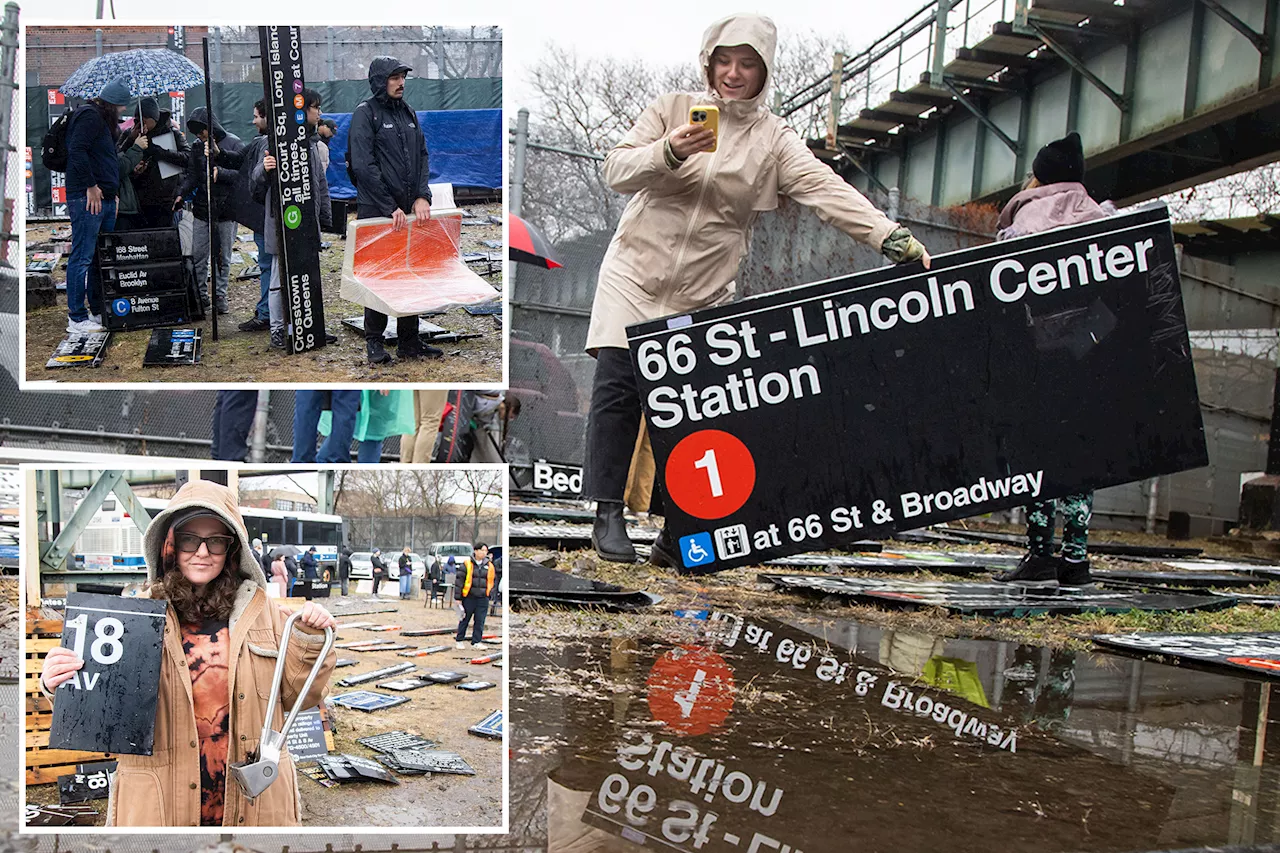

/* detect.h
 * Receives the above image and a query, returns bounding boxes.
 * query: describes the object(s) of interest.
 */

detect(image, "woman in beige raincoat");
[41,479,337,827]
[586,13,931,564]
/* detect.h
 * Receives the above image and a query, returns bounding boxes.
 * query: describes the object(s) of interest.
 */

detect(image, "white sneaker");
[455,641,466,650]
[67,318,105,335]
[471,642,488,651]
[88,313,103,326]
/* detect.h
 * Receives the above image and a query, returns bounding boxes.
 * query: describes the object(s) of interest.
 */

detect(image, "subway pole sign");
[627,205,1207,573]
[258,25,326,353]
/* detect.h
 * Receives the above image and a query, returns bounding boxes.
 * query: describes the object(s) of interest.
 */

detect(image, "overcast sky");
[25,2,918,107]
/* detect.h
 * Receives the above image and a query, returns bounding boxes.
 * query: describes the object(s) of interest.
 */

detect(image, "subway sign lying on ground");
[627,205,1207,573]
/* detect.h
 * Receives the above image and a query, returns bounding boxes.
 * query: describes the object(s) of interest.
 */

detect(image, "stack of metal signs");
[357,730,473,777]
[310,753,399,784]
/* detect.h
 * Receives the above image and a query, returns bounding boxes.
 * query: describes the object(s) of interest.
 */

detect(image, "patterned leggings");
[1025,492,1093,561]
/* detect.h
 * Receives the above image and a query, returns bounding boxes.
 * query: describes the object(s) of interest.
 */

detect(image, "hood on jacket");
[142,479,267,587]
[997,181,1109,236]
[699,14,776,113]
[185,106,227,141]
[368,55,413,99]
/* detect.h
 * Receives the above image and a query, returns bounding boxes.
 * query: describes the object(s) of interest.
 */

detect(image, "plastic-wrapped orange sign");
[341,212,498,317]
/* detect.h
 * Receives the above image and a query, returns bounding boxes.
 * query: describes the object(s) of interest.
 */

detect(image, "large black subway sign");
[627,206,1207,573]
[48,593,167,755]
[258,25,326,354]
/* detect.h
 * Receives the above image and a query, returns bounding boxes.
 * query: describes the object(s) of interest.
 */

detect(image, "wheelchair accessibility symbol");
[112,298,130,316]
[678,532,715,569]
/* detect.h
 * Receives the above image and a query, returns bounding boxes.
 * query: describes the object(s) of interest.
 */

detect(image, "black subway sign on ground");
[48,593,167,755]
[258,24,326,354]
[627,205,1207,573]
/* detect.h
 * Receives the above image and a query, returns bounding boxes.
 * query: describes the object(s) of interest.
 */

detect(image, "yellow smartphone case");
[689,105,719,153]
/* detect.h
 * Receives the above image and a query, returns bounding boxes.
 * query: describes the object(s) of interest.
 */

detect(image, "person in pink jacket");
[584,13,931,565]
[992,131,1115,588]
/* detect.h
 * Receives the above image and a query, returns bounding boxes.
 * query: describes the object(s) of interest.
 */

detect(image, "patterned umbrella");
[60,48,204,99]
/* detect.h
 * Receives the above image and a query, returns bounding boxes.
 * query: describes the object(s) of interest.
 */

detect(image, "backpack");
[40,107,81,173]
[344,101,370,188]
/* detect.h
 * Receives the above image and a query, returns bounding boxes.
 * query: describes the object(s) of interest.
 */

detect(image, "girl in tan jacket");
[585,13,931,564]
[41,479,337,827]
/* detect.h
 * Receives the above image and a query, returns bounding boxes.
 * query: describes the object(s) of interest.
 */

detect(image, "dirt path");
[24,205,503,384]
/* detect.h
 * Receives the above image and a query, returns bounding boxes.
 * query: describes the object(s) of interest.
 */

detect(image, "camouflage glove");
[881,226,927,264]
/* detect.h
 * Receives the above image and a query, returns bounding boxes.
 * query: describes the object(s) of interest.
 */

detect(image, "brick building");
[25,26,210,88]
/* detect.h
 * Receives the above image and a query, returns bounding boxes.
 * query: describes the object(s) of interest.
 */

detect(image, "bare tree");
[518,31,851,244]
[456,468,503,543]
[1162,163,1280,222]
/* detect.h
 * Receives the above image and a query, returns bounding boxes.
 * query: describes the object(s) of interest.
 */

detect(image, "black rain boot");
[1056,556,1094,587]
[367,338,392,365]
[994,552,1059,587]
[648,527,679,569]
[592,501,636,563]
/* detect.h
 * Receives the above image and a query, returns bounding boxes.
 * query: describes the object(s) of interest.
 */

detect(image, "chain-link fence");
[0,4,16,267]
[344,515,502,552]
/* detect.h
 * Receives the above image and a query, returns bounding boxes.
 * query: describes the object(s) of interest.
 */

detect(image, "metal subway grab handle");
[229,611,335,799]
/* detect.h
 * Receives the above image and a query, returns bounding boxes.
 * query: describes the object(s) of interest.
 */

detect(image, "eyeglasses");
[175,532,236,555]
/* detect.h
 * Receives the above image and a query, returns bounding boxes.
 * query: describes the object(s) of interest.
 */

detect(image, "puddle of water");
[509,611,1280,852]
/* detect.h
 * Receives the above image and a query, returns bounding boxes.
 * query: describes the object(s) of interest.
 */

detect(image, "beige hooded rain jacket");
[585,14,901,352]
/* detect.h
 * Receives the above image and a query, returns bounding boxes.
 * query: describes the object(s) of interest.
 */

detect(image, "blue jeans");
[66,195,117,322]
[292,390,361,462]
[254,231,273,322]
[399,572,413,598]
[357,439,384,463]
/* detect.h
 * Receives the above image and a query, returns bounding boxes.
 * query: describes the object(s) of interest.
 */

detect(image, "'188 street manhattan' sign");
[627,205,1207,573]
[259,25,326,353]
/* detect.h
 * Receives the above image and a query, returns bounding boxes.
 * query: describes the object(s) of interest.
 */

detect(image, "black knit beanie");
[1032,132,1084,185]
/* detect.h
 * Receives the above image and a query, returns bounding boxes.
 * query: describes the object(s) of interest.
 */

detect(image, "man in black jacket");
[131,97,189,229]
[338,543,353,597]
[370,548,388,596]
[349,56,435,365]
[176,107,242,313]
[217,99,273,332]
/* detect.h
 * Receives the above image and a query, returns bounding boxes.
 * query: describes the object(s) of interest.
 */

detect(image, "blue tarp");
[324,108,501,201]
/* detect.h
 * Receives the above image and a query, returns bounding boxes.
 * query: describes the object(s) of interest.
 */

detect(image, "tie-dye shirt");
[181,619,230,826]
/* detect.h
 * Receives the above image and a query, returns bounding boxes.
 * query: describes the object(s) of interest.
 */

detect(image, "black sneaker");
[239,316,270,332]
[270,329,286,350]
[994,553,1059,587]
[1056,557,1094,587]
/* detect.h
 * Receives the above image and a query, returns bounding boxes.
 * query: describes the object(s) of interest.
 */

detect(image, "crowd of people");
[246,538,502,627]
[57,55,441,363]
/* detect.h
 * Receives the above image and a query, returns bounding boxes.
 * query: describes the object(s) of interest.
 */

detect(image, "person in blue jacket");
[64,76,131,335]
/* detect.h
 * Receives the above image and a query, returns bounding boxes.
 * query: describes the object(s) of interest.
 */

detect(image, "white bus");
[74,496,345,577]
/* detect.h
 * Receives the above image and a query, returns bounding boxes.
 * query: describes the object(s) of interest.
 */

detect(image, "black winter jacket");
[177,107,243,222]
[133,112,190,207]
[218,132,268,234]
[349,56,433,217]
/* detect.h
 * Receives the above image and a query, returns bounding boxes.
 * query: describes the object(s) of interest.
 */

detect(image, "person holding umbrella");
[132,97,190,229]
[63,76,132,335]
[583,15,930,565]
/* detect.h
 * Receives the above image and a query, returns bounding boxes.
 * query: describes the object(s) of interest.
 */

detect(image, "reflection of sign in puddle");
[646,646,735,736]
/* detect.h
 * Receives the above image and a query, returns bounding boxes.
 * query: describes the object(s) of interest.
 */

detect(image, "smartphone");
[689,105,719,153]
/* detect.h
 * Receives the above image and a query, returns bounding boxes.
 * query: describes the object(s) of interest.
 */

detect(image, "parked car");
[428,541,473,572]
[349,550,425,581]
